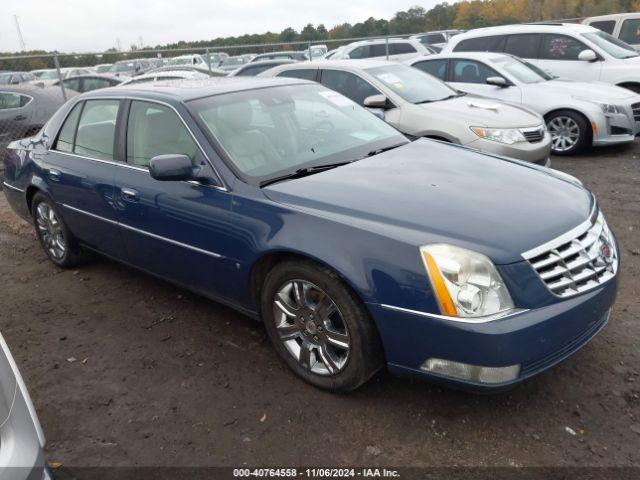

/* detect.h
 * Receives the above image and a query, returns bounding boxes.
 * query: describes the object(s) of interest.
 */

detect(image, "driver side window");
[541,34,590,61]
[126,101,199,168]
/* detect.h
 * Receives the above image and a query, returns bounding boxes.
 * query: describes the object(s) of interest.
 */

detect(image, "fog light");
[420,358,520,384]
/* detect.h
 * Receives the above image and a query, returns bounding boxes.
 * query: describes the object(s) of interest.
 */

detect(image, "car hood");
[416,94,542,127]
[544,78,638,101]
[263,140,594,264]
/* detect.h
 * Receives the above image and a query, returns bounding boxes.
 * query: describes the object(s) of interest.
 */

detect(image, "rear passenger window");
[55,103,83,153]
[590,20,616,35]
[504,34,542,59]
[127,101,198,168]
[389,43,417,55]
[348,46,370,59]
[426,33,446,44]
[74,100,120,161]
[541,34,589,60]
[277,69,318,81]
[412,59,447,80]
[454,35,505,52]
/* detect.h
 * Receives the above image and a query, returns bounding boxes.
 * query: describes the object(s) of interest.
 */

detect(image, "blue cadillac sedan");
[2,78,619,392]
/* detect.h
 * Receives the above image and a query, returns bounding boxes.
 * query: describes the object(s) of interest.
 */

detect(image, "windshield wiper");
[416,92,466,104]
[365,142,407,157]
[259,161,353,187]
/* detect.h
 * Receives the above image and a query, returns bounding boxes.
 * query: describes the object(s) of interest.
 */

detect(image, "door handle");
[121,187,139,202]
[13,115,27,122]
[48,169,62,182]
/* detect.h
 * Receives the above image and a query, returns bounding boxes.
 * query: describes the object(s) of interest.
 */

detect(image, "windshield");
[96,65,111,73]
[491,56,553,83]
[189,84,406,184]
[110,62,135,73]
[366,64,459,103]
[582,31,639,59]
[223,57,246,66]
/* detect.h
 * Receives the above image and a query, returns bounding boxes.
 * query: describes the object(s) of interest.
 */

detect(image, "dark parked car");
[1,84,74,144]
[228,59,296,77]
[2,79,619,392]
[53,74,122,93]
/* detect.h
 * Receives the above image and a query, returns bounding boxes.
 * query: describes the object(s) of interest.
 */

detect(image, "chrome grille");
[520,126,545,143]
[632,102,640,122]
[522,212,618,298]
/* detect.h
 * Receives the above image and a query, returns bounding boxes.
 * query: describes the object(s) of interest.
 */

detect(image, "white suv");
[330,38,431,61]
[443,23,640,93]
[583,13,640,51]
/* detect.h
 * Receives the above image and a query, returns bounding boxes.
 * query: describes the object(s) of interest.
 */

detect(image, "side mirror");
[149,154,196,181]
[486,76,509,88]
[578,49,597,62]
[364,94,390,109]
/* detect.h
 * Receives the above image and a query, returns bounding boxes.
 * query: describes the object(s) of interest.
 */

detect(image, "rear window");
[277,69,318,81]
[74,100,120,161]
[454,35,505,52]
[389,43,417,55]
[589,20,616,35]
[412,59,447,80]
[504,34,541,59]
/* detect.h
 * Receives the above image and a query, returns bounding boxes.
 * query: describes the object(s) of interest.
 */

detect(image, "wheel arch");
[249,249,370,318]
[544,108,594,142]
[616,82,640,94]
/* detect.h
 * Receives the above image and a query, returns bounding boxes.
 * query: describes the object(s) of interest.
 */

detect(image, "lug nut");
[314,336,319,341]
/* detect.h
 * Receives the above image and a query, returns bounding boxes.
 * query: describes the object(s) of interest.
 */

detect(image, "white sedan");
[409,51,640,155]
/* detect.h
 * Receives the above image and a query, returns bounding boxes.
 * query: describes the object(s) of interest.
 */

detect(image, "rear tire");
[261,260,384,392]
[546,110,591,156]
[31,192,81,268]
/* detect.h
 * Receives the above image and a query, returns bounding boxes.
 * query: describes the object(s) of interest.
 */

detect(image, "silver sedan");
[409,52,640,155]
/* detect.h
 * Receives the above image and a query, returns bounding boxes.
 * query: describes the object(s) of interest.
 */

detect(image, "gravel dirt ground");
[0,142,639,474]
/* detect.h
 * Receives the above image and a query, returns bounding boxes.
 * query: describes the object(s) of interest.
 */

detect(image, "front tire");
[31,192,81,268]
[261,260,383,392]
[546,110,591,156]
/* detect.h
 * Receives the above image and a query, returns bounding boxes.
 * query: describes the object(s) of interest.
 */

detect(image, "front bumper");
[591,108,640,147]
[368,273,618,390]
[465,133,552,165]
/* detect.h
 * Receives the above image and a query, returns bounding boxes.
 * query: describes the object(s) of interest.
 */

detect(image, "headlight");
[420,244,515,319]
[470,127,526,145]
[572,96,621,114]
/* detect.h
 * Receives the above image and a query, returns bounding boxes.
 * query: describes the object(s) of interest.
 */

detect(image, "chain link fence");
[1,34,414,182]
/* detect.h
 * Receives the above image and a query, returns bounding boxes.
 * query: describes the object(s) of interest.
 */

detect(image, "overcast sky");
[3,0,457,53]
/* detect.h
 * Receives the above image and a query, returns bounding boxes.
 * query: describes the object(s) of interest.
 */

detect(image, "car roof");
[414,51,511,62]
[85,76,311,102]
[585,12,640,21]
[453,23,597,41]
[348,38,420,47]
[276,59,398,70]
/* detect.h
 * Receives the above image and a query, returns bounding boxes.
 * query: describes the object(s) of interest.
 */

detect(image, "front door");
[113,100,238,300]
[449,58,523,103]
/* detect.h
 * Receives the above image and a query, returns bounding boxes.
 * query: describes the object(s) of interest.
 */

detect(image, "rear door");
[113,99,238,299]
[44,99,124,257]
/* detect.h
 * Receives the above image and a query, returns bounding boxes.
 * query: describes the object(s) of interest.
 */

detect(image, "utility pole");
[13,15,26,51]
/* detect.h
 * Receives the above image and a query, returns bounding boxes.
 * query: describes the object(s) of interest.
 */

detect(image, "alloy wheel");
[272,280,350,376]
[548,116,580,153]
[36,202,67,261]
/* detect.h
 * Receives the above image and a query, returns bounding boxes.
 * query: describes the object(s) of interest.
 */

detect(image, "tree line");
[2,0,639,71]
